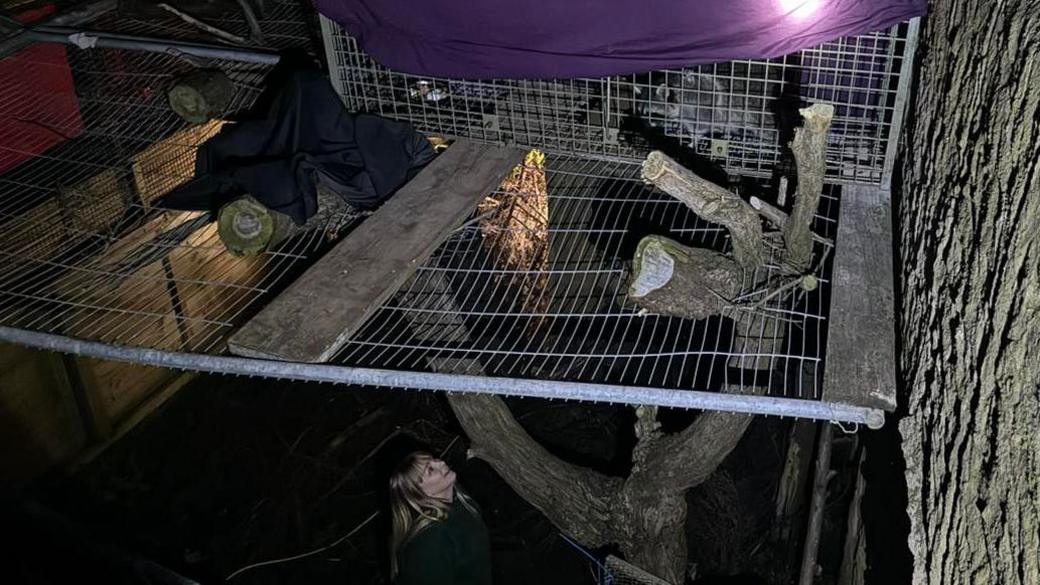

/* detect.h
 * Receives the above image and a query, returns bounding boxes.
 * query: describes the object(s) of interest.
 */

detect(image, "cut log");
[626,234,741,320]
[216,186,354,256]
[641,151,763,269]
[167,69,234,124]
[783,104,833,271]
[227,140,524,362]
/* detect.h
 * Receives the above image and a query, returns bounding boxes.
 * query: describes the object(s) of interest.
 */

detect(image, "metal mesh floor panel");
[321,17,917,186]
[333,156,840,401]
[1,19,853,407]
[0,42,363,354]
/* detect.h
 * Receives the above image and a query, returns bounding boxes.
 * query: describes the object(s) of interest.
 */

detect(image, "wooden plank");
[228,140,525,362]
[68,371,197,474]
[132,120,224,206]
[822,186,897,411]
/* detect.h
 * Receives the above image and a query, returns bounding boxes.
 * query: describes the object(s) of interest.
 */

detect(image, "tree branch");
[394,271,620,546]
[633,309,777,492]
[783,104,834,271]
[641,151,764,269]
[749,196,833,246]
[447,392,621,546]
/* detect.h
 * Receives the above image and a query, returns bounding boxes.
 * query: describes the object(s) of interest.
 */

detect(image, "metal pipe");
[25,29,280,64]
[0,326,885,427]
[798,422,834,585]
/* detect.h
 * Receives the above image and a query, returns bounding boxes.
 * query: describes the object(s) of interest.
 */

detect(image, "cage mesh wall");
[0,2,361,355]
[321,17,917,186]
[0,3,890,422]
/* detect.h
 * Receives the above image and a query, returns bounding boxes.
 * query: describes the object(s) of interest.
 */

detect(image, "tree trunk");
[898,3,1040,585]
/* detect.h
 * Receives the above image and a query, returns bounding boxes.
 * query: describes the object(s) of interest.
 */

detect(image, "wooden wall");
[0,343,84,488]
[0,343,184,490]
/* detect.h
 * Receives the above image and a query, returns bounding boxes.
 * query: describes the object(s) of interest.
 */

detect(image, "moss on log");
[168,69,234,124]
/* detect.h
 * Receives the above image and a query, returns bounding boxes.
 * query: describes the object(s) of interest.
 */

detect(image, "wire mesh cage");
[0,2,892,425]
[0,3,362,355]
[74,0,316,51]
[320,17,918,186]
[332,155,839,401]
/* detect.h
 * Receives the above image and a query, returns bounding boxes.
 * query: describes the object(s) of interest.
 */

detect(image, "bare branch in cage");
[749,196,832,246]
[640,151,764,269]
[158,3,251,46]
[234,0,266,45]
[626,234,742,320]
[783,103,834,271]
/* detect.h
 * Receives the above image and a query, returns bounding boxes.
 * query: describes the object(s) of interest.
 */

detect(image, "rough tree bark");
[898,3,1040,585]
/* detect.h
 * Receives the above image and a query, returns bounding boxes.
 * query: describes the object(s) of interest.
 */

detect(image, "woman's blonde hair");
[388,451,475,578]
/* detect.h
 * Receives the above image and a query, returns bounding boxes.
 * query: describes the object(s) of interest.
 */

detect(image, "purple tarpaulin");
[315,0,925,79]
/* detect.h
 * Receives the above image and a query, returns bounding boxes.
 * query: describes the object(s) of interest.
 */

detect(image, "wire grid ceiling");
[334,156,840,401]
[0,41,363,355]
[321,17,914,185]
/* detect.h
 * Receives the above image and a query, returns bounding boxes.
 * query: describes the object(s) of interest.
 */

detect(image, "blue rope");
[558,534,614,585]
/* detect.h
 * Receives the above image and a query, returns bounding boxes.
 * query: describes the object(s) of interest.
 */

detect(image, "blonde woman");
[389,451,492,585]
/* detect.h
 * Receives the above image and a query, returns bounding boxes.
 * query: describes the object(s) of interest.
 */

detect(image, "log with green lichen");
[217,187,355,256]
[168,69,234,124]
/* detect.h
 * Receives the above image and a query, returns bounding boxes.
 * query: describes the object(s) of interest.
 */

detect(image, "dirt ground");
[9,374,833,585]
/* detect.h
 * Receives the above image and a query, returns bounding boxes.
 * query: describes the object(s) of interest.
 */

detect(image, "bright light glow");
[779,0,822,21]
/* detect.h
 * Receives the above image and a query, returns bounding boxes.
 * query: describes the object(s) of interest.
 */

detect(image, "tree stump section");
[216,186,355,256]
[168,69,234,124]
[626,235,742,320]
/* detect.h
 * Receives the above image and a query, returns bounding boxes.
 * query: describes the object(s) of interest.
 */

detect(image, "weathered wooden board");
[822,185,897,411]
[228,140,524,362]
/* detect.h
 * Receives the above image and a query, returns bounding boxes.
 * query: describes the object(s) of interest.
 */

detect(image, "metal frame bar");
[26,28,281,64]
[881,17,921,189]
[0,326,885,428]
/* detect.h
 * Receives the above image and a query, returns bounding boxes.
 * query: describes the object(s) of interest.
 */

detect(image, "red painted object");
[0,5,85,174]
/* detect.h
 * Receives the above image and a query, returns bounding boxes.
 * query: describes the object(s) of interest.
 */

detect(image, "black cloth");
[159,69,435,224]
[396,496,492,585]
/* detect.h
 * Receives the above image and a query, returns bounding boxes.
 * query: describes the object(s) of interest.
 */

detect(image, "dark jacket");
[396,497,491,585]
